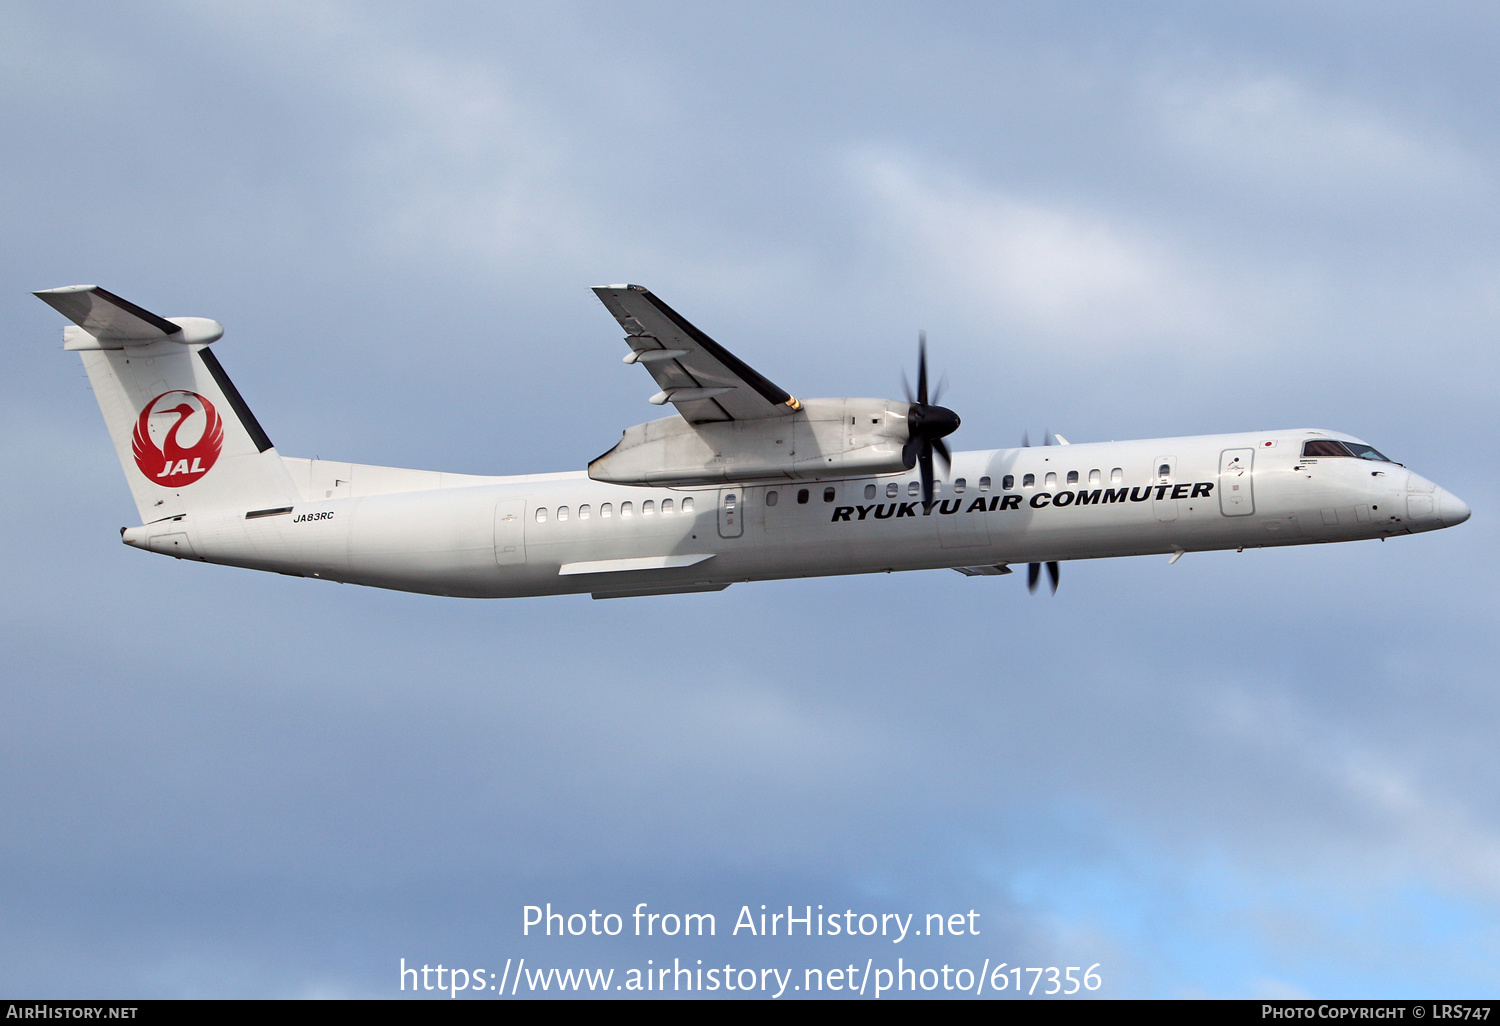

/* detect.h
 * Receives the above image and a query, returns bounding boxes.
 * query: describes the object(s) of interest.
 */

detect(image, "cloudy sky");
[1,0,1495,999]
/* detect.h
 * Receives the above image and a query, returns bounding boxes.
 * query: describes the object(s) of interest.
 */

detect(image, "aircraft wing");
[592,285,798,424]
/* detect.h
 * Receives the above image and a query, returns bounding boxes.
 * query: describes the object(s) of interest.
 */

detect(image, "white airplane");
[37,283,1470,600]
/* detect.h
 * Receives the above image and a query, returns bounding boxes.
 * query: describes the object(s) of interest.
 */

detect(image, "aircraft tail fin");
[36,286,300,523]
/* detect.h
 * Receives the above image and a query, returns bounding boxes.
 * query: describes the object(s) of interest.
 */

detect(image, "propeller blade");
[901,369,914,404]
[1044,430,1055,447]
[1046,561,1060,594]
[933,372,949,405]
[899,331,960,495]
[1022,430,1031,448]
[932,436,951,468]
[1027,562,1040,593]
[916,331,928,406]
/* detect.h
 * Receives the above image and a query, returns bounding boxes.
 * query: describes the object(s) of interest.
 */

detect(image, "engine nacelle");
[588,397,911,486]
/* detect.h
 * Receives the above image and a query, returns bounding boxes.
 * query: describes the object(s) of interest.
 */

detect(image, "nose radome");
[1436,487,1472,527]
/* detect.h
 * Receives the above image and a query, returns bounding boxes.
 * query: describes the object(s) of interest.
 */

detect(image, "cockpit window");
[1343,441,1392,462]
[1302,439,1392,462]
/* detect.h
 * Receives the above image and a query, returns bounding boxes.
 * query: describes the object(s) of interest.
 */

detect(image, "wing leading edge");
[592,284,799,423]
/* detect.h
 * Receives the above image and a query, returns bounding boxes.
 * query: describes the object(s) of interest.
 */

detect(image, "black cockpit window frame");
[1302,439,1393,462]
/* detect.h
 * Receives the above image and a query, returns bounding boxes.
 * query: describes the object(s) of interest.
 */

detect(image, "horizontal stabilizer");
[34,285,223,347]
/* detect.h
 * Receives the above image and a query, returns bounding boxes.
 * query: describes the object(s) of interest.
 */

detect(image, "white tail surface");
[38,286,300,522]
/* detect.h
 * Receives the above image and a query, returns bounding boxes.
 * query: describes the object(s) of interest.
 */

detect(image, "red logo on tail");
[132,391,224,486]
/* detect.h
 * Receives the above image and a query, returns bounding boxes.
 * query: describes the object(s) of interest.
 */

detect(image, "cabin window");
[1110,468,1123,484]
[908,481,920,497]
[979,476,991,492]
[1022,474,1035,487]
[1002,475,1013,490]
[621,501,633,517]
[865,484,877,499]
[954,478,966,494]
[535,507,548,523]
[797,488,810,504]
[643,500,655,515]
[823,487,836,502]
[1158,463,1171,479]
[661,498,674,514]
[557,506,569,521]
[1066,471,1078,485]
[578,504,590,519]
[1088,469,1101,485]
[887,482,899,498]
[1045,472,1057,488]
[600,503,612,518]
[766,490,779,506]
[682,497,693,512]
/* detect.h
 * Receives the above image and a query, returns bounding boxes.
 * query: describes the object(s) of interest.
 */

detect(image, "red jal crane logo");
[131,391,224,486]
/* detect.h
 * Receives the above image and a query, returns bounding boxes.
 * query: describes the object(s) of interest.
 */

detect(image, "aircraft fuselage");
[121,429,1469,599]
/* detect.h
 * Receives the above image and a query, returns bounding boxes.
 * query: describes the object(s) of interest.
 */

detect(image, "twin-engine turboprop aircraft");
[37,283,1470,600]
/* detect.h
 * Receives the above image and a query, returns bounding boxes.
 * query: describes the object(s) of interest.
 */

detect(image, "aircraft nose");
[1436,487,1471,527]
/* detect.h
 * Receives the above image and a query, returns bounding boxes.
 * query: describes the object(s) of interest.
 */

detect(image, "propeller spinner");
[901,332,961,507]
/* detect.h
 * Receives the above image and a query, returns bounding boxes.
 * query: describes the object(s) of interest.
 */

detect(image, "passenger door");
[1218,448,1254,516]
[717,487,744,538]
[1153,456,1178,522]
[494,498,526,564]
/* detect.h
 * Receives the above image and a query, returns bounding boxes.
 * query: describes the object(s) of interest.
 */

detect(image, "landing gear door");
[494,498,526,564]
[718,487,743,538]
[1218,448,1254,516]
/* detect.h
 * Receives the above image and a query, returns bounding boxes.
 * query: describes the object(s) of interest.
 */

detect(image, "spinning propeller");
[1027,560,1060,594]
[900,335,1061,595]
[901,331,961,507]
